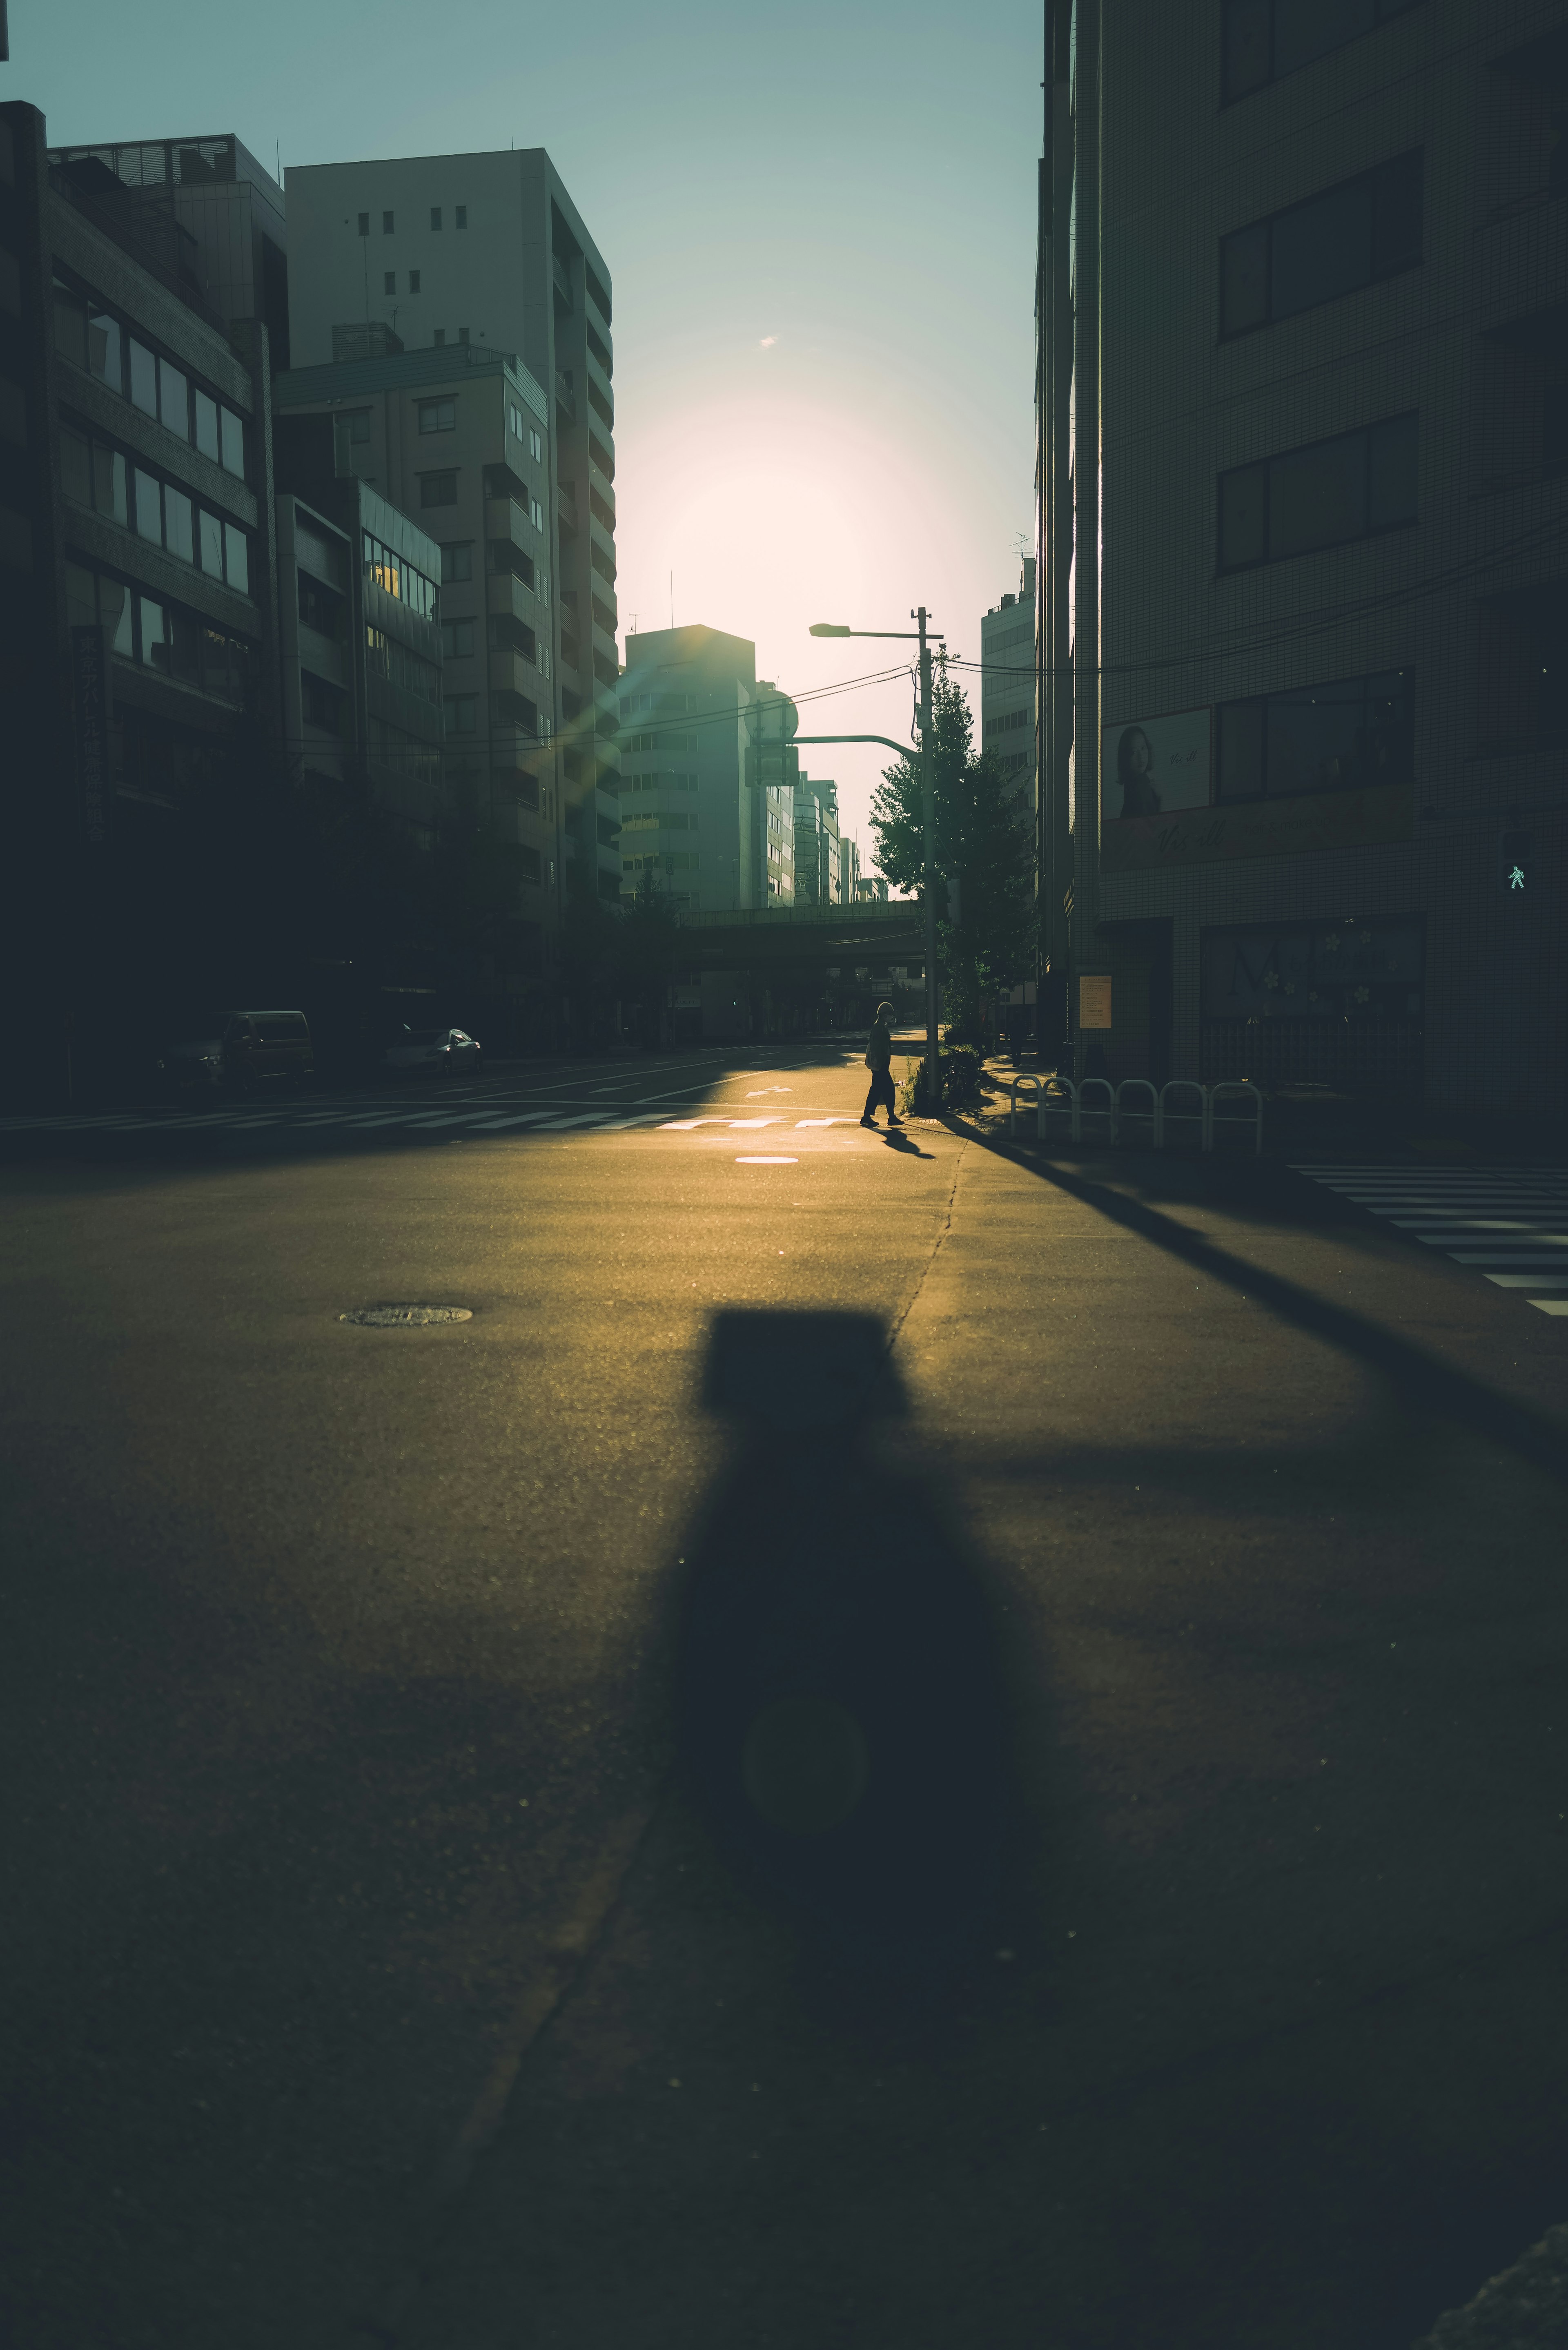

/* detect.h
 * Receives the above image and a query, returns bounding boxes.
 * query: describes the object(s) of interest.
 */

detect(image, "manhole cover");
[338,1304,473,1327]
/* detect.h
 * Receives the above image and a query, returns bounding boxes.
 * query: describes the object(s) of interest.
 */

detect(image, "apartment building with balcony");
[1,100,278,1091]
[271,345,553,987]
[282,148,622,932]
[619,625,796,909]
[1039,0,1568,1117]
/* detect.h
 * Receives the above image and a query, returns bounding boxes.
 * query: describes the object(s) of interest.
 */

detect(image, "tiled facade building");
[1039,0,1568,1117]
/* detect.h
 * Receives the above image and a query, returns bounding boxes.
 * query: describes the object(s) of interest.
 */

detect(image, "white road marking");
[727,1117,782,1130]
[1294,1166,1568,1316]
[534,1113,613,1129]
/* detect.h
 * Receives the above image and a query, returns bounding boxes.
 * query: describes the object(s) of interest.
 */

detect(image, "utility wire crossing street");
[1293,1166,1568,1316]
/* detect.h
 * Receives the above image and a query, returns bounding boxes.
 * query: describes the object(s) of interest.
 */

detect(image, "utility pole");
[915,607,940,1104]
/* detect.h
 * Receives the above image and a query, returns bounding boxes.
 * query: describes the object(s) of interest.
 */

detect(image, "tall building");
[47,131,290,364]
[1039,0,1568,1116]
[793,771,845,907]
[980,556,1036,815]
[270,343,556,989]
[283,149,622,934]
[1,102,279,1095]
[619,625,796,908]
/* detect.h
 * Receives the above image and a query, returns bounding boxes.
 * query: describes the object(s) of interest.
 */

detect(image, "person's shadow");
[881,1128,934,1158]
[670,1310,1022,2023]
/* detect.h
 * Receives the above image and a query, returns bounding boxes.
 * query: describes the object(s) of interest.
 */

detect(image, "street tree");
[867,658,1037,1043]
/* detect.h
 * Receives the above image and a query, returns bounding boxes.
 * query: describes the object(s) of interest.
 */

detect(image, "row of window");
[620,691,698,717]
[984,708,1031,736]
[1221,151,1421,340]
[438,615,546,667]
[61,423,251,593]
[443,692,551,740]
[623,730,697,754]
[1217,669,1410,802]
[366,626,439,703]
[358,206,468,234]
[1218,410,1417,572]
[1222,0,1419,105]
[416,468,545,539]
[363,529,438,620]
[66,558,252,705]
[622,810,699,833]
[623,771,698,793]
[624,852,699,873]
[53,277,247,478]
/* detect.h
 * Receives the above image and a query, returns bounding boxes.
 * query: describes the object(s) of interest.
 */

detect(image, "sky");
[11,0,1042,868]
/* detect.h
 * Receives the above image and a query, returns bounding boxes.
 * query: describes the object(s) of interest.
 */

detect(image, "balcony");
[487,569,543,627]
[555,371,576,425]
[490,645,540,698]
[556,478,579,535]
[486,495,538,550]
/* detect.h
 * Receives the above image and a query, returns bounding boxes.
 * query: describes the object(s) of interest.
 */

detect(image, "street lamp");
[804,611,944,1104]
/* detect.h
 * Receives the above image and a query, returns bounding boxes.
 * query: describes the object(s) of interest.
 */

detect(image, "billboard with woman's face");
[1101,708,1211,822]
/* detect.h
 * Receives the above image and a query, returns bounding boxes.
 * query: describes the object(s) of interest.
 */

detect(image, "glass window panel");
[199,509,224,576]
[194,388,219,461]
[129,339,157,416]
[65,561,96,630]
[1267,682,1366,793]
[1222,224,1269,336]
[1217,700,1266,798]
[220,408,245,477]
[164,485,194,563]
[94,444,127,524]
[52,285,88,368]
[60,425,91,506]
[1368,411,1418,528]
[101,576,133,658]
[88,311,122,393]
[223,522,249,595]
[139,595,168,670]
[1372,152,1423,276]
[158,358,189,438]
[1218,462,1267,569]
[168,606,201,685]
[1268,430,1366,555]
[441,541,472,584]
[1270,178,1372,319]
[134,468,163,545]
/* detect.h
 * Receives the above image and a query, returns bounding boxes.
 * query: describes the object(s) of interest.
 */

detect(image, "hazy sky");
[13,0,1042,863]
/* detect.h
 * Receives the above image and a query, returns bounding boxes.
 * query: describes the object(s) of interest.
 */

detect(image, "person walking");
[860,1001,902,1130]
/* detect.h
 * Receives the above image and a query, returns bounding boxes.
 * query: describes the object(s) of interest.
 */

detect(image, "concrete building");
[840,832,862,903]
[793,771,845,907]
[270,344,557,987]
[47,131,290,365]
[618,625,796,909]
[1,102,280,1092]
[273,478,445,841]
[1038,0,1568,1117]
[282,147,622,928]
[980,556,1036,817]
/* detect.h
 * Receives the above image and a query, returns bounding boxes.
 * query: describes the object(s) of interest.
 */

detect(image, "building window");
[1218,412,1417,572]
[418,397,456,434]
[384,272,396,297]
[441,617,475,658]
[382,210,394,234]
[420,470,458,507]
[430,206,443,231]
[358,212,370,236]
[158,358,189,440]
[433,328,445,347]
[458,327,470,344]
[302,670,345,731]
[365,626,439,701]
[408,270,420,294]
[220,406,245,478]
[529,427,542,461]
[443,694,477,735]
[455,205,467,229]
[194,388,219,461]
[1217,670,1412,801]
[363,531,438,618]
[440,540,473,584]
[1221,153,1422,339]
[298,574,344,639]
[1222,0,1421,105]
[129,337,157,417]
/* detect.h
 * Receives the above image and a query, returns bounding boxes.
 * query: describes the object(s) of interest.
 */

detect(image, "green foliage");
[868,660,1038,1042]
[901,1044,983,1113]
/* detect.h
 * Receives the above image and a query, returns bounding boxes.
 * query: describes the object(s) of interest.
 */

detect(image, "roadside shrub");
[901,1045,983,1113]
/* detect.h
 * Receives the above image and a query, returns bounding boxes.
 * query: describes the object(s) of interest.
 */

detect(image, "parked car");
[381,1025,483,1079]
[154,1009,315,1097]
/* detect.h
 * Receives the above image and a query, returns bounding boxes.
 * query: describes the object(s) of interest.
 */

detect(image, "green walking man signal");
[1499,829,1532,895]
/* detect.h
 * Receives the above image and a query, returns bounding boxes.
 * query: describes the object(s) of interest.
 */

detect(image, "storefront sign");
[1078,974,1113,1029]
[1101,780,1414,874]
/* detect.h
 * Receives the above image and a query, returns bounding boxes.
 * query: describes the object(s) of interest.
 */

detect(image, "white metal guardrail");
[1005,1073,1264,1155]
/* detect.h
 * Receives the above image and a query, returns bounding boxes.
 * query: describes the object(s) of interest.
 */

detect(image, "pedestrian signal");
[1499,830,1532,895]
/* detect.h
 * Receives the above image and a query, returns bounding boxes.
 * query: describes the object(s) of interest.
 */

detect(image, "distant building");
[856,876,889,904]
[792,771,844,907]
[271,344,557,981]
[283,148,622,932]
[619,624,796,910]
[840,833,862,903]
[980,557,1036,828]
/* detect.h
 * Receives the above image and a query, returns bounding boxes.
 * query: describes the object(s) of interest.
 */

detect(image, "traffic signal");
[1499,830,1532,896]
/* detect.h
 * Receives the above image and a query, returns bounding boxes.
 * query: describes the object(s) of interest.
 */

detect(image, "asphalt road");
[2,1041,1566,2350]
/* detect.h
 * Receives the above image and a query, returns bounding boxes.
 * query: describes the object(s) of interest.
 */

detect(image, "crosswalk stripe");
[1293,1166,1568,1316]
